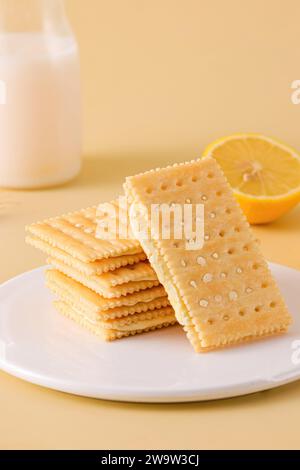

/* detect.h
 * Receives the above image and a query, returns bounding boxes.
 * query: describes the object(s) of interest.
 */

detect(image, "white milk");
[0,33,81,188]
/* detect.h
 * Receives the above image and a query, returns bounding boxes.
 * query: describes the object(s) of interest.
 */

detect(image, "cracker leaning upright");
[124,157,292,352]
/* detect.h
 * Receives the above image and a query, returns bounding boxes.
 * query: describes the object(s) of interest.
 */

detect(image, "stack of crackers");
[25,203,176,341]
[26,157,292,352]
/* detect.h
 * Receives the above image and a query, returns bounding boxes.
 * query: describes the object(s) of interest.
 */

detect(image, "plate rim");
[0,263,300,403]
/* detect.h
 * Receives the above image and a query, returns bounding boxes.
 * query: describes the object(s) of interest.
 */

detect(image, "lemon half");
[203,133,300,224]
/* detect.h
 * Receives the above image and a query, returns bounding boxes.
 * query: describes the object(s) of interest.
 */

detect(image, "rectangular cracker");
[46,269,170,320]
[26,205,142,263]
[26,235,147,276]
[54,300,177,341]
[48,257,159,298]
[125,157,292,352]
[46,269,167,311]
[104,306,175,330]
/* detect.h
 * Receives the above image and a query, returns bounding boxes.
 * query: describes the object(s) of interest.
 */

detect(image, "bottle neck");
[0,0,71,35]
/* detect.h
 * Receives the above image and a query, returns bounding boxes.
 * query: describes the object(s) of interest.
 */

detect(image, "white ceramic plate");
[0,263,299,403]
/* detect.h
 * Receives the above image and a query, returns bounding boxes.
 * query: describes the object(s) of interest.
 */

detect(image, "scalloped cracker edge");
[26,235,146,276]
[54,300,177,341]
[26,204,142,263]
[48,257,159,298]
[124,157,292,352]
[46,269,170,320]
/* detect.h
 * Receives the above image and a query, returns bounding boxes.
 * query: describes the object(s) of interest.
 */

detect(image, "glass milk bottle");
[0,0,82,188]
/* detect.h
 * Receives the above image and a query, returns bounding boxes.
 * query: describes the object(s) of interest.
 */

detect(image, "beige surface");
[1,158,300,450]
[66,0,300,159]
[0,0,300,450]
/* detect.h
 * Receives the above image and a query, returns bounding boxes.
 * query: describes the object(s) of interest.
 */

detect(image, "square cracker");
[26,205,142,263]
[125,157,292,352]
[26,235,147,276]
[46,269,170,320]
[54,300,176,341]
[48,257,159,298]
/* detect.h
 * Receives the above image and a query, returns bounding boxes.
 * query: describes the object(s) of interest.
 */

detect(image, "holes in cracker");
[252,263,259,270]
[216,190,223,197]
[270,301,276,308]
[160,183,168,190]
[228,248,235,255]
[146,187,153,194]
[254,306,262,313]
[176,180,183,187]
[207,318,214,325]
[234,226,241,233]
[223,315,230,321]
[191,176,198,183]
[197,256,206,266]
[229,290,238,301]
[243,244,250,252]
[207,172,214,179]
[202,273,213,283]
[261,282,268,289]
[219,230,225,238]
[239,309,246,317]
[226,208,232,215]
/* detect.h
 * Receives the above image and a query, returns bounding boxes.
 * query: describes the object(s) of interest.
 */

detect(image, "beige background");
[68,0,300,159]
[0,0,300,450]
